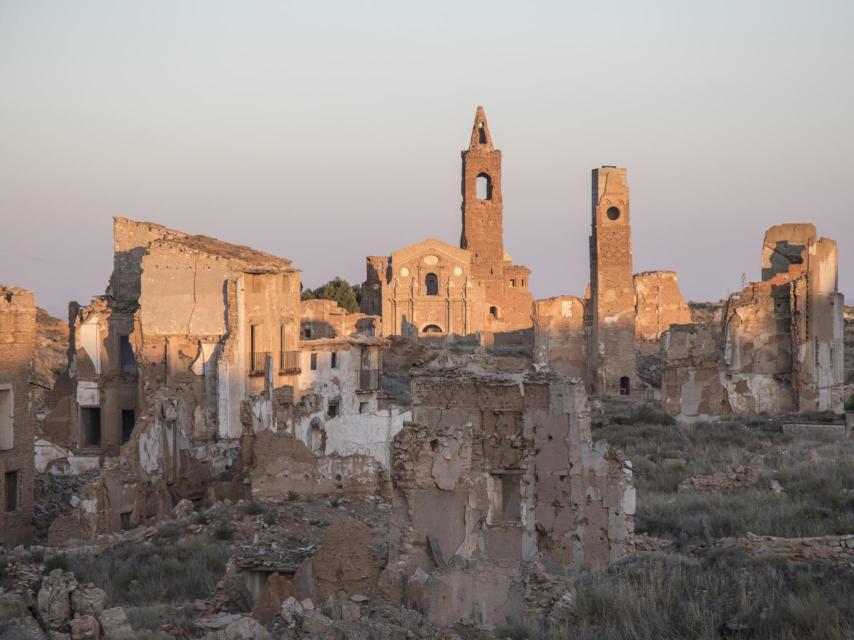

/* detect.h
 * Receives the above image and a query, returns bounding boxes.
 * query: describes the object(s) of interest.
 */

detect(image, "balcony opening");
[119,334,136,375]
[0,387,12,451]
[310,353,318,371]
[4,471,18,512]
[80,407,101,447]
[121,409,136,445]
[425,273,439,296]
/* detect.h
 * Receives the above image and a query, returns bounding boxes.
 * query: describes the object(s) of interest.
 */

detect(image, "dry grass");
[595,419,854,540]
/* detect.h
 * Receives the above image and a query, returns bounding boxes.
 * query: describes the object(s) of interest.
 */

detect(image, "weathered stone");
[251,573,296,625]
[96,607,132,639]
[69,615,100,640]
[37,570,78,630]
[70,585,107,618]
[300,609,334,635]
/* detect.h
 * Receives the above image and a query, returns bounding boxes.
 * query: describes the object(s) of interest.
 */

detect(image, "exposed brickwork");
[588,167,637,396]
[0,285,36,545]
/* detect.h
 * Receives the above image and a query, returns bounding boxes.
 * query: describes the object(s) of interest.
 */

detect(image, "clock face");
[400,267,410,277]
[453,267,463,276]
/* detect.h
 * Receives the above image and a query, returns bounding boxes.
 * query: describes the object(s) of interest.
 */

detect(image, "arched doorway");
[422,324,443,334]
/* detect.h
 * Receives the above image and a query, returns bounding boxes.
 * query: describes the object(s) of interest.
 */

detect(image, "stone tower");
[589,166,637,396]
[460,106,504,293]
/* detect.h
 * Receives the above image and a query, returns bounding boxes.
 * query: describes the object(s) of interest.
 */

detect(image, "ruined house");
[0,286,36,546]
[386,364,634,624]
[361,107,534,337]
[661,223,845,417]
[633,271,692,349]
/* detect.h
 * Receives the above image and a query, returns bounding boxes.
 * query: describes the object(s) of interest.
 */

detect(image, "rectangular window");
[303,326,313,339]
[0,387,12,451]
[359,401,368,414]
[490,471,522,523]
[80,407,101,447]
[510,279,516,288]
[121,409,136,444]
[310,352,318,370]
[327,399,340,419]
[120,511,132,530]
[250,324,265,375]
[4,471,18,512]
[331,352,338,368]
[119,335,136,375]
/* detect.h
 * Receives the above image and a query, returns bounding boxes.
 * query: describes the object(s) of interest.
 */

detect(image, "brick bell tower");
[588,166,637,397]
[460,106,504,289]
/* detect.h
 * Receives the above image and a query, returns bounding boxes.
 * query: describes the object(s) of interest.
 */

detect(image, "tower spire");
[469,106,494,151]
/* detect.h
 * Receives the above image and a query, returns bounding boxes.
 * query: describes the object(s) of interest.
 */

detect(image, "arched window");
[425,272,439,296]
[476,173,492,200]
[422,324,443,334]
[478,122,487,144]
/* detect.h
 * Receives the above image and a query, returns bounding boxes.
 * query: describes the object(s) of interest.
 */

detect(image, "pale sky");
[1,0,851,316]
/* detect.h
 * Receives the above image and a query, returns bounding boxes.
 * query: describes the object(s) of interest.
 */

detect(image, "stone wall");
[532,295,586,380]
[0,286,36,545]
[634,271,692,348]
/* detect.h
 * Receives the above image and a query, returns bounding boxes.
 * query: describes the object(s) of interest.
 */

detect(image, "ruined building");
[387,364,634,625]
[534,168,690,397]
[361,107,534,337]
[662,223,845,417]
[0,286,36,546]
[588,167,638,397]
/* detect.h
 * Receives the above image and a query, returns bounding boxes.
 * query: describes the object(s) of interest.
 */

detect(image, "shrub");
[193,511,211,526]
[244,501,268,516]
[44,555,70,574]
[125,603,196,634]
[211,522,236,541]
[287,490,299,502]
[66,541,229,606]
[27,549,45,564]
[845,395,854,412]
[153,521,183,541]
[262,512,277,526]
[610,404,676,427]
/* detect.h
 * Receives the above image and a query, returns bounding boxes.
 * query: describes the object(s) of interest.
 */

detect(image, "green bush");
[244,501,268,516]
[44,555,70,574]
[287,490,299,502]
[153,521,183,541]
[262,512,277,526]
[211,522,236,541]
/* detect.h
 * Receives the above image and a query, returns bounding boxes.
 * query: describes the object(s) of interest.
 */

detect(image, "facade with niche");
[362,107,534,336]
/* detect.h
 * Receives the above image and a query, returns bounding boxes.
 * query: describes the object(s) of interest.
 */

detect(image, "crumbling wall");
[389,367,633,576]
[532,296,586,379]
[300,299,379,338]
[633,271,692,348]
[249,429,382,497]
[661,223,845,417]
[0,285,36,545]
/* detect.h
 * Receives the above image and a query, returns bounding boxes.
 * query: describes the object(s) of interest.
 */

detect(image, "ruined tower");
[589,167,637,396]
[460,106,504,292]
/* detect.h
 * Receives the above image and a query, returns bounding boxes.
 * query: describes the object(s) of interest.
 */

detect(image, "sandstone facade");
[0,286,36,546]
[588,167,637,397]
[362,107,534,337]
[633,271,692,348]
[389,366,634,574]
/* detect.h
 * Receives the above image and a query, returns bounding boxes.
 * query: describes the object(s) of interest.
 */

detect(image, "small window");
[0,387,12,451]
[121,409,136,444]
[489,306,498,319]
[327,399,340,419]
[310,353,318,370]
[119,335,136,375]
[521,279,525,287]
[303,326,313,339]
[478,122,487,145]
[490,472,522,523]
[330,352,338,368]
[359,401,368,414]
[607,206,621,221]
[476,173,493,200]
[425,273,439,296]
[4,471,18,512]
[509,279,516,288]
[81,407,101,447]
[620,376,631,396]
[120,511,132,530]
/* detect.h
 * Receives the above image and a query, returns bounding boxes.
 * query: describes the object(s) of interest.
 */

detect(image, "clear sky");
[1,0,851,316]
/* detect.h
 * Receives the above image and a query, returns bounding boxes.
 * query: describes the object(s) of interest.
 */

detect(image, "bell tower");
[589,166,637,396]
[460,106,504,285]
